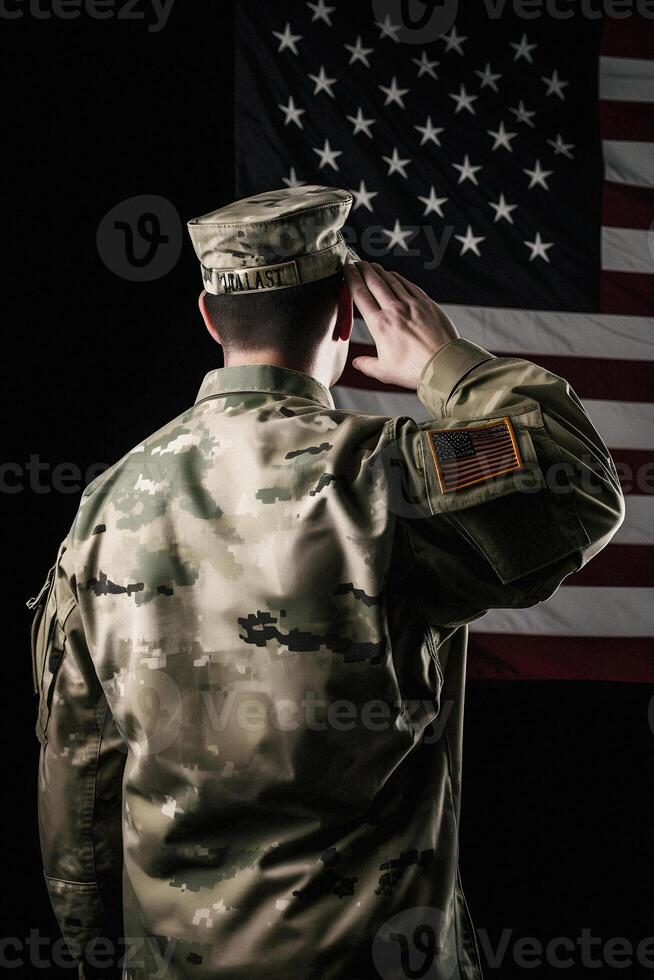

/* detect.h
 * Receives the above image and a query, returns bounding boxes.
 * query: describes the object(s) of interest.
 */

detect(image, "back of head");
[203,272,344,364]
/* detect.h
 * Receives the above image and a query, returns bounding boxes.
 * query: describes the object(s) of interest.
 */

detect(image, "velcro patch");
[426,417,523,493]
[208,260,300,295]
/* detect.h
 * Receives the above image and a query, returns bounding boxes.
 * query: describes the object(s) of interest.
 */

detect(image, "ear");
[198,290,222,346]
[334,278,354,342]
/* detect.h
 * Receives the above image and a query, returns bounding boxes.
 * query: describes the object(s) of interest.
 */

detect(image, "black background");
[2,1,652,977]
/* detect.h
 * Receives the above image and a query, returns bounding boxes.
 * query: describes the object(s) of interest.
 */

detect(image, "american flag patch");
[427,417,523,494]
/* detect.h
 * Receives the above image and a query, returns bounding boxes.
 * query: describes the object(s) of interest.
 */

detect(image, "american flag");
[428,419,522,493]
[234,2,654,682]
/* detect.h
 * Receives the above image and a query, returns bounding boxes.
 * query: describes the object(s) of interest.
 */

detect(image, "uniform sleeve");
[393,338,625,628]
[32,537,125,966]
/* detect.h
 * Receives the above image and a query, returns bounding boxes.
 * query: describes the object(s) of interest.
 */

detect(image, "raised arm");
[345,261,624,625]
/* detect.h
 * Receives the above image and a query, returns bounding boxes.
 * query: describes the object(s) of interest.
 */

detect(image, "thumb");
[351,356,386,382]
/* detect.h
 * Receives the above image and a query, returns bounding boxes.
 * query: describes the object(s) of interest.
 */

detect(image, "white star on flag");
[489,193,517,224]
[375,14,400,41]
[510,100,536,127]
[379,76,410,108]
[524,232,554,261]
[415,116,443,146]
[382,220,416,251]
[272,23,303,55]
[283,167,305,188]
[487,121,517,152]
[453,154,482,185]
[547,133,575,158]
[412,51,439,78]
[277,95,305,129]
[313,139,342,170]
[347,108,376,138]
[383,148,412,178]
[345,36,374,67]
[309,65,337,97]
[475,63,502,91]
[418,187,448,218]
[449,83,477,115]
[454,225,485,256]
[351,180,378,212]
[441,26,467,54]
[307,0,334,25]
[542,69,569,100]
[511,33,537,63]
[524,159,553,189]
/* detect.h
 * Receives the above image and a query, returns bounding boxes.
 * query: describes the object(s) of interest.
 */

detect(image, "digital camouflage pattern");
[33,339,624,979]
[187,185,358,295]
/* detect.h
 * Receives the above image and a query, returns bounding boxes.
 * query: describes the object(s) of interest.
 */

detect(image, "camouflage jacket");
[32,339,624,980]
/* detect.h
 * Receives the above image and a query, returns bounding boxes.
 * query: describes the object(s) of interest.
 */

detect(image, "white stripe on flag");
[352,312,654,362]
[602,227,654,273]
[603,140,654,187]
[333,387,654,450]
[614,497,654,545]
[599,56,654,102]
[584,399,654,449]
[470,587,654,637]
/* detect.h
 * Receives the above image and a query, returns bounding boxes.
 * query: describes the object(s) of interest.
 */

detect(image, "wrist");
[417,339,494,415]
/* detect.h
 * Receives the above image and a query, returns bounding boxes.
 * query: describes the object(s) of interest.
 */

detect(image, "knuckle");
[391,300,410,318]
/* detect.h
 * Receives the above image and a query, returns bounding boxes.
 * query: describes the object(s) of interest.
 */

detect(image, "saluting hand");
[344,261,459,390]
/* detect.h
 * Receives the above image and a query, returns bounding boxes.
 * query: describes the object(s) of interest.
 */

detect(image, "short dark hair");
[204,273,343,362]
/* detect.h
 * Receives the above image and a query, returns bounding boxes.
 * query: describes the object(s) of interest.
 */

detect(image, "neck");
[223,349,329,387]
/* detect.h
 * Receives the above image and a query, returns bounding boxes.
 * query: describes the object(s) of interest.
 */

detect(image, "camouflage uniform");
[32,188,624,980]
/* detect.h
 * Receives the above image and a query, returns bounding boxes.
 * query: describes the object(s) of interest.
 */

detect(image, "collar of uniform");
[195,363,335,410]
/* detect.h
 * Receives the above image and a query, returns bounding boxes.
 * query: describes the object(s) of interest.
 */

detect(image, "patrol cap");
[187,185,359,296]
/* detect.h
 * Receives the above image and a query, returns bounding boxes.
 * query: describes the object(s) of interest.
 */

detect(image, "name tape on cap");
[209,261,301,295]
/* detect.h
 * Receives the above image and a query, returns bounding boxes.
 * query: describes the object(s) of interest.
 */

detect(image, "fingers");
[386,270,429,302]
[359,262,402,309]
[369,263,409,303]
[351,355,387,382]
[344,260,424,328]
[344,262,380,321]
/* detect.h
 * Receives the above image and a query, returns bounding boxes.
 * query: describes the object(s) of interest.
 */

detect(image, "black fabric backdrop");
[1,2,651,976]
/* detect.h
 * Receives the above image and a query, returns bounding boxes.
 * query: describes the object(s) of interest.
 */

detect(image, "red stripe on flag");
[600,15,654,58]
[571,545,654,586]
[600,100,654,141]
[468,634,654,682]
[602,182,654,229]
[600,271,654,316]
[344,347,654,403]
[610,449,654,494]
[489,353,654,402]
[441,450,516,477]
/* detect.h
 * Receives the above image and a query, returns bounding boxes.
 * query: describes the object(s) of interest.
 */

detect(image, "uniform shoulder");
[69,402,202,543]
[81,405,199,499]
[328,405,418,440]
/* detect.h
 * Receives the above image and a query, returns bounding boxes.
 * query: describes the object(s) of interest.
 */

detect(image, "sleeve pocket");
[420,405,590,584]
[28,562,68,745]
[419,405,546,516]
[44,875,104,953]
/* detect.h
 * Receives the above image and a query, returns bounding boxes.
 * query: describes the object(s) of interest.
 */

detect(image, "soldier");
[31,186,623,980]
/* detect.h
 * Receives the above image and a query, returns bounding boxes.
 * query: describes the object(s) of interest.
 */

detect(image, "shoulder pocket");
[28,561,68,744]
[421,405,589,584]
[420,405,545,515]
